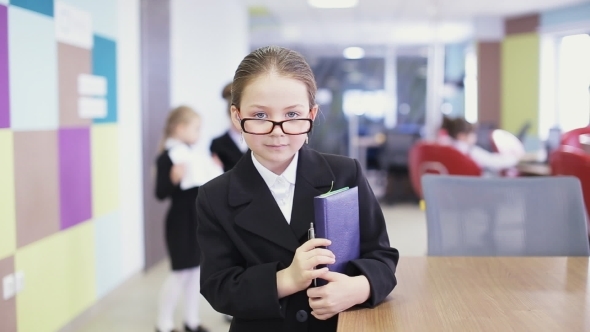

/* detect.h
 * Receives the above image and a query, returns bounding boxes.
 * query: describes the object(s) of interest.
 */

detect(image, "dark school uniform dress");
[155,150,201,271]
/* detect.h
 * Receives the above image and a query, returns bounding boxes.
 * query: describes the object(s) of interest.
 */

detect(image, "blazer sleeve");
[347,158,399,308]
[155,152,178,200]
[209,139,218,154]
[196,187,286,319]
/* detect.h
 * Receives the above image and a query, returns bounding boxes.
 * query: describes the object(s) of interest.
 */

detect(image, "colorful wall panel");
[0,130,16,261]
[8,6,58,131]
[14,222,96,332]
[91,124,119,217]
[501,33,540,135]
[477,41,501,126]
[94,211,122,298]
[0,257,17,332]
[92,36,118,124]
[0,5,9,129]
[0,1,123,331]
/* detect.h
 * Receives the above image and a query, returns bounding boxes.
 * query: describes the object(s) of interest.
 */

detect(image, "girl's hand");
[277,239,334,298]
[170,164,186,184]
[307,272,371,320]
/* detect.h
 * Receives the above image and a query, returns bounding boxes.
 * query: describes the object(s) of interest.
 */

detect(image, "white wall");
[117,0,144,278]
[170,0,249,154]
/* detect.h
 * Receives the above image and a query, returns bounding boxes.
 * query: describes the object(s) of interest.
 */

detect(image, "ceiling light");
[308,0,359,9]
[343,47,365,59]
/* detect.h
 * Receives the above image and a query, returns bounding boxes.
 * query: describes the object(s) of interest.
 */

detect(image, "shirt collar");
[251,151,298,188]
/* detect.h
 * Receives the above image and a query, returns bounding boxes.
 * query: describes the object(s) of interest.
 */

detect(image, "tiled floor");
[76,203,426,332]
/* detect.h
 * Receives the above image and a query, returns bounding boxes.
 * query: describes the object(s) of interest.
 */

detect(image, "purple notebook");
[313,186,360,286]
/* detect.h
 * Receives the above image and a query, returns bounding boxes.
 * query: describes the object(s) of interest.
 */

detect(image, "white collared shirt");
[251,151,298,224]
[453,140,520,173]
[228,129,249,153]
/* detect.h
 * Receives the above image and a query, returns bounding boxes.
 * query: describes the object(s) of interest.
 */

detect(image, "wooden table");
[516,162,551,176]
[338,257,590,332]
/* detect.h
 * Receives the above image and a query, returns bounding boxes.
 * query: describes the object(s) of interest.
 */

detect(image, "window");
[556,34,590,132]
[463,46,478,124]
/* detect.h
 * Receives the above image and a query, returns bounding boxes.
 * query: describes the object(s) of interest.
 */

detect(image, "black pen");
[308,222,317,287]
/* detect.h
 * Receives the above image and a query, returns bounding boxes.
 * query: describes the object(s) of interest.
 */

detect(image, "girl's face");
[231,74,317,174]
[176,117,201,145]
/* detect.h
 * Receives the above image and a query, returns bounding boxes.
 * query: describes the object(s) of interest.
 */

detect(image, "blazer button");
[296,310,308,322]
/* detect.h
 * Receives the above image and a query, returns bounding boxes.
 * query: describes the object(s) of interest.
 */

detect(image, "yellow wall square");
[0,130,16,260]
[502,33,540,135]
[91,124,119,218]
[15,221,97,332]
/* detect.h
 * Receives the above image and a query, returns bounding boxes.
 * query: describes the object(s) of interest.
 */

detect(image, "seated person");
[437,117,457,145]
[441,116,524,174]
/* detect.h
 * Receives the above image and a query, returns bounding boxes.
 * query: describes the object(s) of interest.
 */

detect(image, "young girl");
[441,116,524,174]
[196,46,399,332]
[155,106,221,332]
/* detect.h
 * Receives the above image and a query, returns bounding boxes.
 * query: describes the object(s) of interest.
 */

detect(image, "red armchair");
[409,142,481,198]
[550,146,590,233]
[560,126,590,148]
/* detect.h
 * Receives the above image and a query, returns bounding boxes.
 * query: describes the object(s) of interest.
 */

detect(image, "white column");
[425,43,445,140]
[117,0,144,277]
[384,46,397,129]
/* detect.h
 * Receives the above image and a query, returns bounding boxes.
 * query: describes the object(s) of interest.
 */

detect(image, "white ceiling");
[244,0,589,48]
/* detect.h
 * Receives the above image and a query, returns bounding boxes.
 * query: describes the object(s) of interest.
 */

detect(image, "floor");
[77,204,426,332]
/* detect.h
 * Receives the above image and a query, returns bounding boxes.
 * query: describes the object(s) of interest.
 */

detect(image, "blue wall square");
[92,36,117,124]
[8,6,58,131]
[10,0,53,17]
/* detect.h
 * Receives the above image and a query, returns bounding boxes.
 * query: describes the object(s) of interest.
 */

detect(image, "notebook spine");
[313,198,329,240]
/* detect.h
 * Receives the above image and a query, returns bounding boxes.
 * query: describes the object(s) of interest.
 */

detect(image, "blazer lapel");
[229,152,300,252]
[289,147,335,241]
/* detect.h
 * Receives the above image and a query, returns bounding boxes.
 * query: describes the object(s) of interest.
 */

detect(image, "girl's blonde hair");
[159,105,200,152]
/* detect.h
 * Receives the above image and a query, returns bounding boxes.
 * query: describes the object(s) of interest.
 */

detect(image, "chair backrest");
[409,142,481,198]
[490,129,526,156]
[550,146,590,224]
[560,126,590,148]
[422,175,590,256]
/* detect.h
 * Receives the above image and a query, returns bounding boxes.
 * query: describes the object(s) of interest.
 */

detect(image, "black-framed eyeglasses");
[240,118,313,135]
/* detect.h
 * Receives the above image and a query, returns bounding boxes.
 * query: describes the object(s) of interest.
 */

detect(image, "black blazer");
[196,146,399,332]
[210,131,247,172]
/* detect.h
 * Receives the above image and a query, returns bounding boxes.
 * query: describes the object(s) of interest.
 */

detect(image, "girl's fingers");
[308,248,335,259]
[303,255,335,270]
[297,238,331,252]
[303,267,329,281]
